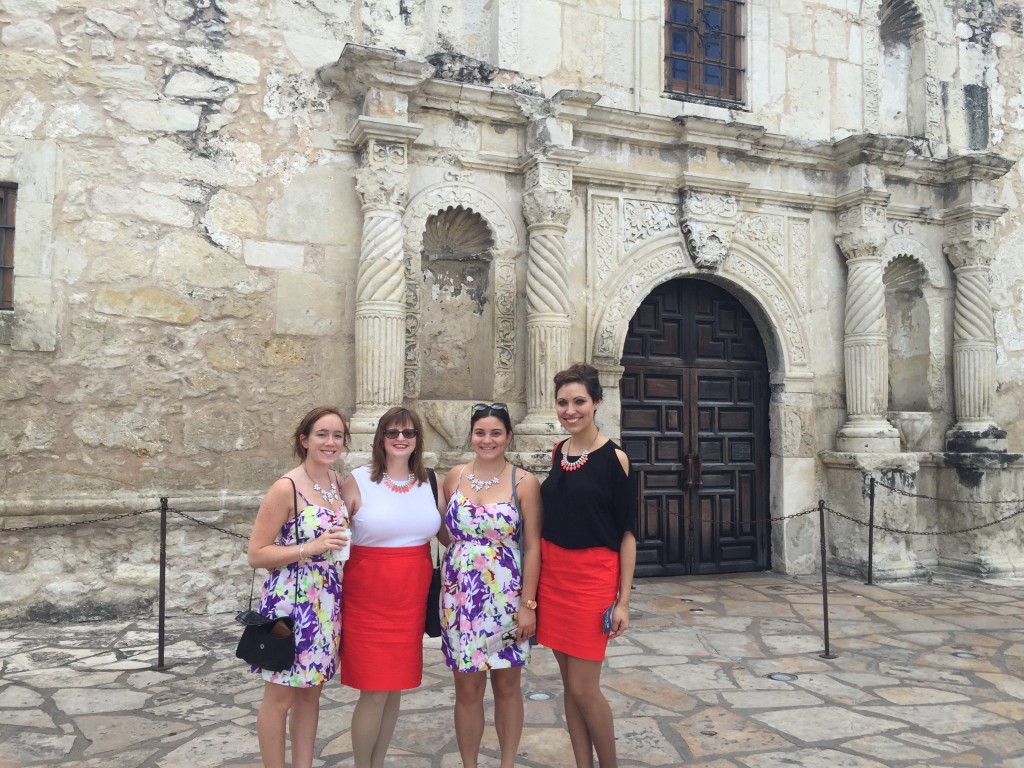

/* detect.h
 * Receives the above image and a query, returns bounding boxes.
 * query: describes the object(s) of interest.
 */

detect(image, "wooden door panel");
[622,278,769,577]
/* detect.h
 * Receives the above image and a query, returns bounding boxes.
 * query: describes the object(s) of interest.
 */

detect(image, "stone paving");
[2,570,1024,767]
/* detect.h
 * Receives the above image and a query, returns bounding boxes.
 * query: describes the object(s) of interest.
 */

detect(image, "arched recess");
[590,236,807,379]
[402,183,521,401]
[861,0,944,143]
[880,233,948,449]
[590,234,818,575]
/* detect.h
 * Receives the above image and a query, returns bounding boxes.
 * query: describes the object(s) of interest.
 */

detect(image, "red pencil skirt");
[536,539,620,662]
[339,543,431,690]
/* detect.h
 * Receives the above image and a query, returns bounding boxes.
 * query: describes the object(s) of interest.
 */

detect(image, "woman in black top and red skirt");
[536,362,637,768]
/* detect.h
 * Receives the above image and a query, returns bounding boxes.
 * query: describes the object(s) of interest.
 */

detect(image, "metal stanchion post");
[818,498,837,659]
[155,497,169,671]
[866,476,875,586]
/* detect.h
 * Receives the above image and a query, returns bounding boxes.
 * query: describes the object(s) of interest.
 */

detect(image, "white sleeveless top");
[350,465,441,547]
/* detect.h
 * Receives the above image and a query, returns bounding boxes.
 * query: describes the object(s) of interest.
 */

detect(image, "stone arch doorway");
[620,278,771,577]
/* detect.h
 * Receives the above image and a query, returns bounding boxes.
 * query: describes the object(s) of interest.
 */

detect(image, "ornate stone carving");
[525,163,572,191]
[522,186,572,227]
[726,256,808,365]
[740,214,785,265]
[788,218,809,311]
[593,197,617,283]
[401,184,521,400]
[943,214,1001,441]
[623,200,678,250]
[493,254,517,398]
[590,242,810,372]
[357,212,406,303]
[365,139,407,169]
[834,201,899,450]
[355,165,408,211]
[680,191,737,272]
[881,235,945,288]
[497,0,521,70]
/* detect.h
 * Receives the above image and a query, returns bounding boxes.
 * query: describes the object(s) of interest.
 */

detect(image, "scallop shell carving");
[422,206,495,260]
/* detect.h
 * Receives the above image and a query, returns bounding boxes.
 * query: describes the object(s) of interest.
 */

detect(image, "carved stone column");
[944,215,1006,451]
[515,157,574,450]
[349,126,419,443]
[320,46,432,448]
[834,203,901,452]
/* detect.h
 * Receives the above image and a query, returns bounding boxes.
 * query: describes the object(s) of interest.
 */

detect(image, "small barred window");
[665,0,745,104]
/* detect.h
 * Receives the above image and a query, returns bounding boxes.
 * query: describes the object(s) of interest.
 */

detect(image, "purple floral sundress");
[441,487,529,672]
[253,491,345,687]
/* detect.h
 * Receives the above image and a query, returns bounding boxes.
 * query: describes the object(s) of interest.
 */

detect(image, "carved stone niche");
[417,206,496,400]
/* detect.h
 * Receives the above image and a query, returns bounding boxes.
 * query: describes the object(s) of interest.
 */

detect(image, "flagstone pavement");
[2,570,1024,767]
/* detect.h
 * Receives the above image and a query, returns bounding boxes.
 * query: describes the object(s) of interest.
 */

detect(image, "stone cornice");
[323,66,1016,212]
[347,115,424,148]
[319,43,434,97]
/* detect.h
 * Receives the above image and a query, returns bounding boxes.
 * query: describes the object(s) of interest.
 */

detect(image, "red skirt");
[339,544,431,690]
[536,540,620,661]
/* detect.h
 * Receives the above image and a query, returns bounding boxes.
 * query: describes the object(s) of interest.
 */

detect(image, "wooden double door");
[620,279,770,577]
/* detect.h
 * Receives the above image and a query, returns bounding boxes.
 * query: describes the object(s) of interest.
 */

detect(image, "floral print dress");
[441,487,529,672]
[253,491,345,687]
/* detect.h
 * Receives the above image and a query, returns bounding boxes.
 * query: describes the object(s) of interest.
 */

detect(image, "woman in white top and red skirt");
[536,363,637,768]
[339,407,442,768]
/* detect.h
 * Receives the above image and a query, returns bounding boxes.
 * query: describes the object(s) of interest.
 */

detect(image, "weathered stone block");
[95,286,201,325]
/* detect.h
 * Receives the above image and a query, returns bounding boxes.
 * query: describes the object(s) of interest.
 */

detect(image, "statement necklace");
[382,471,416,494]
[561,434,600,472]
[468,460,505,492]
[303,465,338,505]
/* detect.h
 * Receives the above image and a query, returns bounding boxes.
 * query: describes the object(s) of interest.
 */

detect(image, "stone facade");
[1,0,1023,620]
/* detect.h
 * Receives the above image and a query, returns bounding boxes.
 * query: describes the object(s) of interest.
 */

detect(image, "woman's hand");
[607,601,630,639]
[516,604,536,641]
[314,527,350,557]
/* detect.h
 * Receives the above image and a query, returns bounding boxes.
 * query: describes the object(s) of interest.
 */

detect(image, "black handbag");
[236,478,302,671]
[424,468,443,638]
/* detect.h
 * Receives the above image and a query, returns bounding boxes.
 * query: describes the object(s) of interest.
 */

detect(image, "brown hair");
[553,362,603,403]
[293,406,351,460]
[369,406,428,485]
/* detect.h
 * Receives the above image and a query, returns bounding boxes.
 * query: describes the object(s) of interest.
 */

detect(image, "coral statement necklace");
[560,433,600,472]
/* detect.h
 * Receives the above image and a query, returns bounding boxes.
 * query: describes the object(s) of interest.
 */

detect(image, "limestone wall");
[1,0,1023,620]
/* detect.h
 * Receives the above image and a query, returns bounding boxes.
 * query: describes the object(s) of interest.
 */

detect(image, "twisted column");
[515,164,574,450]
[944,218,1006,451]
[835,204,900,452]
[349,144,411,444]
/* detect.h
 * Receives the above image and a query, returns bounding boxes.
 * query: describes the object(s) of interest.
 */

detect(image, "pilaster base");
[938,553,1024,577]
[945,426,1008,453]
[830,556,931,583]
[348,409,387,451]
[513,413,564,454]
[836,421,901,452]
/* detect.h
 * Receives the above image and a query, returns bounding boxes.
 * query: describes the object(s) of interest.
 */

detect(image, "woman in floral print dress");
[440,403,542,768]
[247,406,352,768]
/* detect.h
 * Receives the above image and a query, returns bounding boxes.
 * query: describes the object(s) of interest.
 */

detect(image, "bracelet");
[299,544,305,561]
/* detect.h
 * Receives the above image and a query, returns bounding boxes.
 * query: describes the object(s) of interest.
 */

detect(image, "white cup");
[336,533,351,562]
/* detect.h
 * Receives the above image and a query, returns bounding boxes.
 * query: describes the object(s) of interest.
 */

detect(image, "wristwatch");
[522,598,538,610]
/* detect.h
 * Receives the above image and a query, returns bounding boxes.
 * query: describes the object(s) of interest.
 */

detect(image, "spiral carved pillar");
[834,204,901,452]
[349,137,414,446]
[944,217,1006,451]
[515,160,574,451]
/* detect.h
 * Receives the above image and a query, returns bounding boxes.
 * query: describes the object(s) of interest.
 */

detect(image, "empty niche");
[418,206,496,399]
[884,255,931,412]
[878,0,927,137]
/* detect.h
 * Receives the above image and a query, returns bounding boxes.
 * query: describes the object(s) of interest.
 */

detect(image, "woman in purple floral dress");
[439,403,542,768]
[247,406,352,768]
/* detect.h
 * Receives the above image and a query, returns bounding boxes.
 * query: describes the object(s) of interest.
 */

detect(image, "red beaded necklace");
[560,434,600,472]
[382,471,415,493]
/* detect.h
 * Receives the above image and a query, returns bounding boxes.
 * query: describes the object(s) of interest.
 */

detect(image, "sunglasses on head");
[383,428,418,439]
[472,402,508,414]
